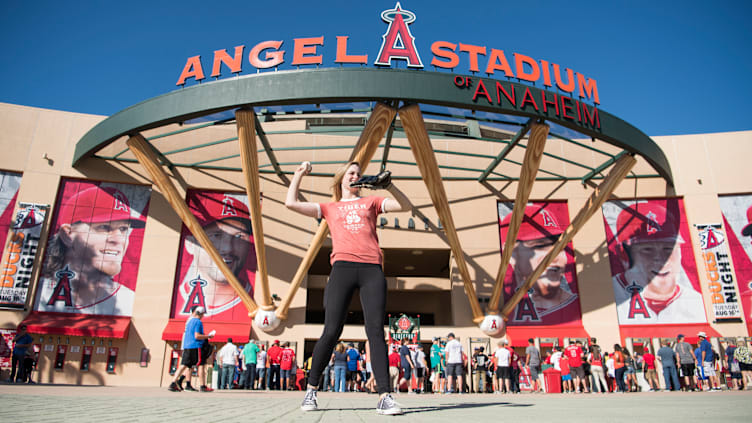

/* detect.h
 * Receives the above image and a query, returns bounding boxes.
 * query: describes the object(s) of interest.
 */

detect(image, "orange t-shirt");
[613,351,625,369]
[320,196,386,265]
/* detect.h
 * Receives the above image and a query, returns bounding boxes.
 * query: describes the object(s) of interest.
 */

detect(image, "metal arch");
[73,67,673,185]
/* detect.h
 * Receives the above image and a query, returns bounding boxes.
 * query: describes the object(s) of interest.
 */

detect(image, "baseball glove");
[350,170,392,189]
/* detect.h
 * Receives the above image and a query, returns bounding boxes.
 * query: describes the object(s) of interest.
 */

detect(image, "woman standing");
[589,347,608,393]
[613,344,627,392]
[332,343,348,392]
[287,161,409,415]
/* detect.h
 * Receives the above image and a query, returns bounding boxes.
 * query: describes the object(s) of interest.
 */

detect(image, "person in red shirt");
[267,340,283,390]
[564,340,588,393]
[642,348,659,391]
[287,161,409,415]
[280,342,296,391]
[507,346,521,393]
[613,344,627,392]
[388,345,402,392]
[560,354,572,393]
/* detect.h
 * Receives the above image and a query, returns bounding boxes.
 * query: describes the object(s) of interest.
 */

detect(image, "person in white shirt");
[256,346,267,390]
[411,346,427,393]
[606,353,616,379]
[217,338,238,389]
[444,333,464,394]
[551,346,563,371]
[494,339,512,393]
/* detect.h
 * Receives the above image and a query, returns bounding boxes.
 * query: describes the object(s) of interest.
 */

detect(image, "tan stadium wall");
[0,101,750,386]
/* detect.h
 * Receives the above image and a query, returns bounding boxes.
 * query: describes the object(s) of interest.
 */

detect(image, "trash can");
[543,368,561,393]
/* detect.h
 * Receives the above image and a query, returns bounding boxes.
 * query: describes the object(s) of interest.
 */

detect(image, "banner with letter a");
[695,223,743,322]
[0,203,49,309]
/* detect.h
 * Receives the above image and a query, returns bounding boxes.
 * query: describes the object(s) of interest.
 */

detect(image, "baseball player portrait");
[498,202,582,324]
[173,191,256,319]
[35,182,150,316]
[718,195,752,325]
[603,199,707,325]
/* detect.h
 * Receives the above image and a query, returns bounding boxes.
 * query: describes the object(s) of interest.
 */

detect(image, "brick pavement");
[1,383,751,422]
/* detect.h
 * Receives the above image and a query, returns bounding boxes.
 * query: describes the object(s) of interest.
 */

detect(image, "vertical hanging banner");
[695,224,742,322]
[602,198,708,325]
[170,190,256,321]
[0,203,49,309]
[34,180,151,316]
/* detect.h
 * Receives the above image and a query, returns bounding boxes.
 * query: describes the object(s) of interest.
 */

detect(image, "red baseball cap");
[57,185,146,228]
[615,203,682,245]
[500,205,564,242]
[189,193,251,231]
[741,205,752,237]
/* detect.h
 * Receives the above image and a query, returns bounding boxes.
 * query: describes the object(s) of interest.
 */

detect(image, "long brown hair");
[331,161,360,201]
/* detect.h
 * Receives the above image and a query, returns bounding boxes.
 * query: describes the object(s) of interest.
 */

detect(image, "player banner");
[498,201,583,325]
[170,190,256,322]
[695,223,742,322]
[0,171,23,272]
[602,198,708,325]
[0,203,49,309]
[718,194,752,329]
[33,179,151,317]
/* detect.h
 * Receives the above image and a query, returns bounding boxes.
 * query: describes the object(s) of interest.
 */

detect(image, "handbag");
[730,361,741,373]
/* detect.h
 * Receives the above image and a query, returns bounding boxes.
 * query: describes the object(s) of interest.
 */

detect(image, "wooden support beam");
[488,122,549,313]
[127,134,259,315]
[398,104,485,324]
[276,103,397,320]
[501,153,637,318]
[237,109,273,311]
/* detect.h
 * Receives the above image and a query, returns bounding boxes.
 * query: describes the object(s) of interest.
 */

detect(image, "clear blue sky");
[1,0,750,136]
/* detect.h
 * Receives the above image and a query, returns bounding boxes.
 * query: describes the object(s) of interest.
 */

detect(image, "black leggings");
[307,261,390,394]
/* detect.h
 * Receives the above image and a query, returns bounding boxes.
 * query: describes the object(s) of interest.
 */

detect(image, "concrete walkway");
[1,383,750,422]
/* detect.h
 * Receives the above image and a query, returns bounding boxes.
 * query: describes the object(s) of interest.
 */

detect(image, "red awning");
[22,312,131,339]
[619,324,721,345]
[162,319,252,344]
[504,325,589,347]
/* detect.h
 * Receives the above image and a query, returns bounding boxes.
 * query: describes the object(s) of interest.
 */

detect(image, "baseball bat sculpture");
[483,122,548,336]
[399,104,485,324]
[127,134,259,315]
[500,153,637,319]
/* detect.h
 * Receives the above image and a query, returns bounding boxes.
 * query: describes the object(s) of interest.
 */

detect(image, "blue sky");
[1,0,750,136]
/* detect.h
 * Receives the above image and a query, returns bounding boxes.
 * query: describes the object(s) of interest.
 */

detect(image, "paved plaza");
[1,383,751,422]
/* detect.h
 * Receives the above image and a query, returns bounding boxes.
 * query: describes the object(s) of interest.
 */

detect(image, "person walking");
[397,338,415,393]
[168,306,215,392]
[287,161,409,414]
[525,339,542,393]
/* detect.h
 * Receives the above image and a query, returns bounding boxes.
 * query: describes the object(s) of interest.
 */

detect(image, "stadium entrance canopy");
[73,67,673,335]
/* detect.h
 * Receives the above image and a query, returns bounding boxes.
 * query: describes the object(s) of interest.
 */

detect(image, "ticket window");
[32,345,41,370]
[106,347,118,373]
[80,346,93,371]
[54,345,67,370]
[169,346,180,375]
